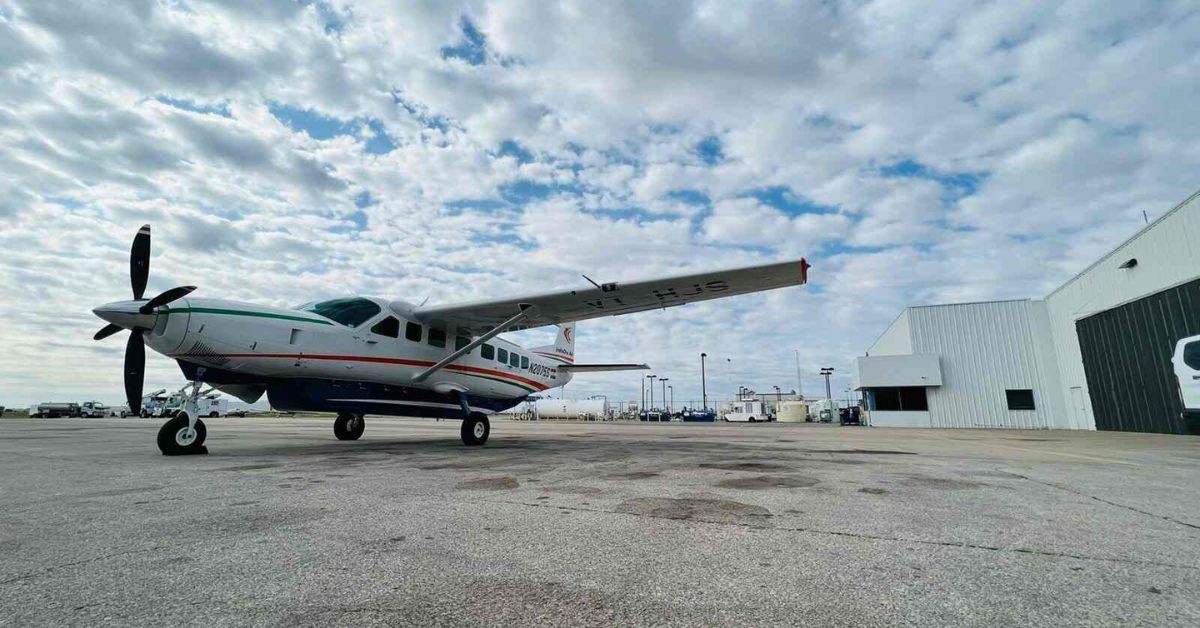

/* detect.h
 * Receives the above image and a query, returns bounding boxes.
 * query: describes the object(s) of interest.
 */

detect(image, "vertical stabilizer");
[532,323,575,365]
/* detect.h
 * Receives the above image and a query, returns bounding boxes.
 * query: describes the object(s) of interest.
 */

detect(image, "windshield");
[301,297,381,327]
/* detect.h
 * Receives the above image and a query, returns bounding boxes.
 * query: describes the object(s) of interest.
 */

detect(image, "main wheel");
[334,413,365,440]
[461,413,490,446]
[157,415,207,456]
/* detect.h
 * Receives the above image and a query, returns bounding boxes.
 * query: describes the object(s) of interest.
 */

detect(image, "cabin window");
[481,343,495,360]
[371,316,400,338]
[1005,389,1035,410]
[455,336,471,351]
[428,328,447,348]
[302,297,381,328]
[521,356,529,369]
[405,321,422,342]
[509,352,520,367]
[497,348,508,364]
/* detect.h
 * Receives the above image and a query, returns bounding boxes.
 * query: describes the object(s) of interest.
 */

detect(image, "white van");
[1171,334,1200,420]
[724,400,769,422]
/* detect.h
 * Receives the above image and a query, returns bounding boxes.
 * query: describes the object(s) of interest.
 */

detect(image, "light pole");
[647,375,656,414]
[660,378,669,419]
[794,349,803,399]
[700,352,708,411]
[640,375,647,418]
[820,367,834,403]
[668,385,674,415]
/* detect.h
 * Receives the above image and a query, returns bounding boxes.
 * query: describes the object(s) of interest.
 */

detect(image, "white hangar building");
[856,189,1200,434]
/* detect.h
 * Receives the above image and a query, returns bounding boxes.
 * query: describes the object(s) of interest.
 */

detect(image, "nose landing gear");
[158,379,209,455]
[334,413,365,440]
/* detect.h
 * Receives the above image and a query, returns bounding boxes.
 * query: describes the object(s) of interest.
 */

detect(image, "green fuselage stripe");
[170,307,334,325]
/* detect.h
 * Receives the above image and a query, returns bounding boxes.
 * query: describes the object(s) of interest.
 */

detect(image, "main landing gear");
[461,413,490,446]
[334,413,365,440]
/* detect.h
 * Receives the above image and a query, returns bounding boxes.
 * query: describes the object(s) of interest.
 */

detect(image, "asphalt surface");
[1,417,1198,627]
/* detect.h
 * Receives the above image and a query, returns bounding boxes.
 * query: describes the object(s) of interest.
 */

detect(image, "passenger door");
[1172,335,1200,411]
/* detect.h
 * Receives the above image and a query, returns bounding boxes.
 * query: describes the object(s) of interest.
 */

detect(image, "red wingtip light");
[800,257,811,285]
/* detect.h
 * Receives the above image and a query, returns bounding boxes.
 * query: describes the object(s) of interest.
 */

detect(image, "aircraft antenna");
[581,275,603,290]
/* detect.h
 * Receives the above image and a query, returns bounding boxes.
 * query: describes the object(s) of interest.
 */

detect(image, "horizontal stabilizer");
[557,363,650,372]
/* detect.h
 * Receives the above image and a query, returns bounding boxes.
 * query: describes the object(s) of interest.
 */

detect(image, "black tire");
[208,411,219,418]
[334,413,365,440]
[157,415,207,455]
[461,413,490,446]
[748,416,756,423]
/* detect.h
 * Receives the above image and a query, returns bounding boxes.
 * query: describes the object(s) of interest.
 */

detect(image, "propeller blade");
[124,331,145,415]
[139,285,196,314]
[93,323,123,341]
[130,224,151,300]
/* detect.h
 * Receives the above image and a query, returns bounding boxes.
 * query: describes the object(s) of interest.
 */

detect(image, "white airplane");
[92,225,811,455]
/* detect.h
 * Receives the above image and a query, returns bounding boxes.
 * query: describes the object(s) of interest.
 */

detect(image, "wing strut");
[410,304,538,384]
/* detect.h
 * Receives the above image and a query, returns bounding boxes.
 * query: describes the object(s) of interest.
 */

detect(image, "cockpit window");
[301,298,381,327]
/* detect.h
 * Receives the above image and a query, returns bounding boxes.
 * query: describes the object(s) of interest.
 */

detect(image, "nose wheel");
[461,413,490,446]
[334,413,365,440]
[157,414,207,455]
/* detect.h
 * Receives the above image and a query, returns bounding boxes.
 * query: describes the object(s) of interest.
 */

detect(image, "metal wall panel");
[1046,190,1200,429]
[1076,278,1200,434]
[908,300,1061,429]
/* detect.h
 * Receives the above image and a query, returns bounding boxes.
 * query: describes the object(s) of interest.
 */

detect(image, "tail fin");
[532,323,575,365]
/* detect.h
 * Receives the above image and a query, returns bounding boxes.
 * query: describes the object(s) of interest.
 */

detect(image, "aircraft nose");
[92,300,155,330]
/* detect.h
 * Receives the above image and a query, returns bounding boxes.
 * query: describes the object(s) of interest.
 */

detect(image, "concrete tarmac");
[1,417,1198,626]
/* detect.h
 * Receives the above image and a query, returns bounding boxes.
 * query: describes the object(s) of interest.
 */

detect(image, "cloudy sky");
[1,0,1198,408]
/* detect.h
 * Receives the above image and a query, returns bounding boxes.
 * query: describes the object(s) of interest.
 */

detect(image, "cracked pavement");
[1,417,1197,626]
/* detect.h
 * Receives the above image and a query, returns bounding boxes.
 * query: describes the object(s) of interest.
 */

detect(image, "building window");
[1184,341,1200,370]
[428,328,446,348]
[1006,389,1036,410]
[521,356,529,369]
[370,316,400,338]
[456,336,470,351]
[481,343,495,360]
[405,321,422,342]
[497,348,508,364]
[870,387,928,411]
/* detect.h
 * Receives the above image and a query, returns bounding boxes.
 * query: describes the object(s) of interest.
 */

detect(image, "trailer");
[30,402,81,418]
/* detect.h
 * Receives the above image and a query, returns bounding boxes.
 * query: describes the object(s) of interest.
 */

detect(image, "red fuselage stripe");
[534,351,574,363]
[188,353,551,391]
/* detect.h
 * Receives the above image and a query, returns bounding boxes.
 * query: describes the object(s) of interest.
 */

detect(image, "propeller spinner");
[92,225,195,415]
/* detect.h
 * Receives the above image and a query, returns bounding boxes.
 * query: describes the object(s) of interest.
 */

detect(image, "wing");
[412,258,810,334]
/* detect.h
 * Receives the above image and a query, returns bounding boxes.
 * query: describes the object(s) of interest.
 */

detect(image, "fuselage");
[128,296,570,417]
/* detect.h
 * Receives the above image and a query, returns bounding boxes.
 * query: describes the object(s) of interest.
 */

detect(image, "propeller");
[93,225,196,415]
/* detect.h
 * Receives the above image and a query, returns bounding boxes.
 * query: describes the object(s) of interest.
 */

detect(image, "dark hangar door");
[1075,277,1200,434]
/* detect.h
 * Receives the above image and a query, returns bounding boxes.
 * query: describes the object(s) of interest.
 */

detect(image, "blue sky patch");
[441,17,487,65]
[269,103,396,154]
[496,140,534,164]
[696,136,724,165]
[881,158,985,196]
[748,186,839,215]
[155,96,230,117]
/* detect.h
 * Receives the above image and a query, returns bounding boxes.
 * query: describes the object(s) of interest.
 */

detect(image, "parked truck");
[79,401,110,418]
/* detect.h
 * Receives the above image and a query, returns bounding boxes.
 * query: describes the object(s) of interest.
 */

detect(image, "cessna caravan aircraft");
[92,225,810,455]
